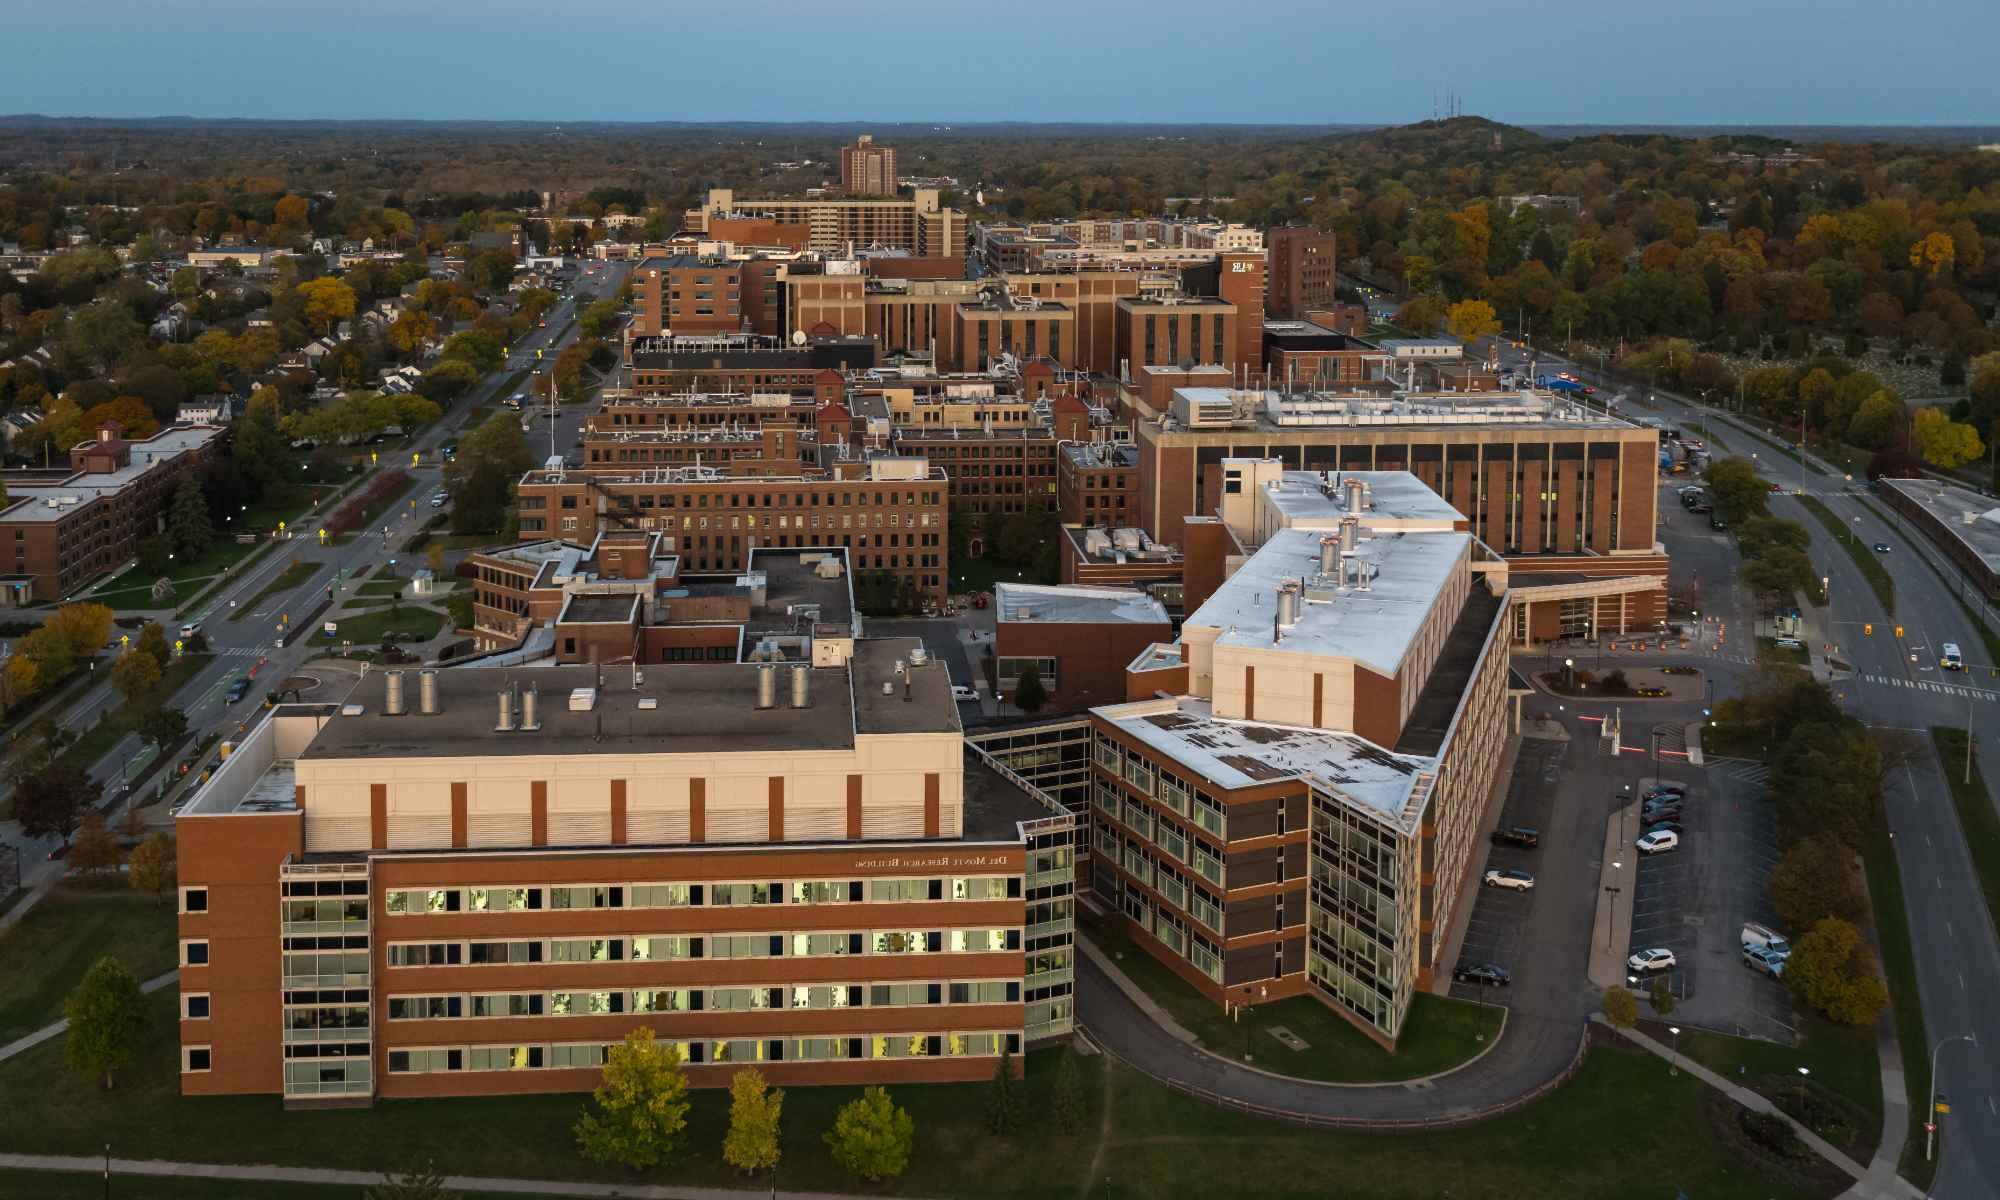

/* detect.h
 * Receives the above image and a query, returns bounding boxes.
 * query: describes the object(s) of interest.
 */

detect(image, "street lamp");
[1797,1066,1811,1116]
[1668,1026,1680,1076]
[1604,860,1623,951]
[1927,1033,1978,1161]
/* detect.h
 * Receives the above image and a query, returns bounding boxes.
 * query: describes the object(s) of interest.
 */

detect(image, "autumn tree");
[67,811,123,876]
[127,833,177,902]
[722,1067,784,1177]
[825,1086,914,1184]
[1771,836,1866,933]
[0,654,40,711]
[12,758,99,847]
[574,1028,691,1171]
[64,956,147,1089]
[1913,405,1983,470]
[43,601,115,662]
[272,194,310,232]
[1909,231,1956,280]
[111,646,162,703]
[297,276,357,336]
[136,621,171,671]
[1601,985,1638,1029]
[1444,298,1500,345]
[1787,918,1889,1026]
[1702,456,1771,524]
[1847,391,1908,450]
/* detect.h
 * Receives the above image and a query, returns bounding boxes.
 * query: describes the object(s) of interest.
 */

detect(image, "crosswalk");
[1857,673,2000,702]
[1718,759,1771,787]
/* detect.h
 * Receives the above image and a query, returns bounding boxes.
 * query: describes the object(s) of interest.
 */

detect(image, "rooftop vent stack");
[383,670,406,716]
[496,687,517,732]
[757,664,777,710]
[903,675,913,703]
[417,669,438,715]
[1276,583,1300,628]
[790,664,810,709]
[522,685,541,731]
[1318,536,1338,575]
[1345,478,1364,517]
[1340,516,1358,555]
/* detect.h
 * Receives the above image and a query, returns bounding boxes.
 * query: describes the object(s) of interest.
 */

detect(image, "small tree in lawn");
[366,1161,462,1200]
[721,1067,783,1177]
[574,1028,691,1171]
[110,646,162,704]
[1012,662,1048,715]
[135,621,171,671]
[127,833,176,903]
[67,811,123,877]
[64,956,146,1089]
[139,706,189,753]
[1602,985,1638,1029]
[986,1044,1024,1135]
[1052,1050,1089,1134]
[825,1085,914,1184]
[1650,977,1676,1018]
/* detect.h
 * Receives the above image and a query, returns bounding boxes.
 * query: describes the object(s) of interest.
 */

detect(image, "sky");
[4,0,1996,127]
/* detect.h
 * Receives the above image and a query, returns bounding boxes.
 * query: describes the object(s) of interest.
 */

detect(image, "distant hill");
[1337,115,1545,155]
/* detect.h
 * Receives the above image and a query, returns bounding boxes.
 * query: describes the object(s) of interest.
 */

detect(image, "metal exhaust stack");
[757,664,777,710]
[1318,536,1337,575]
[383,670,405,716]
[790,664,809,709]
[521,685,541,731]
[1275,584,1300,628]
[496,688,516,732]
[418,669,439,715]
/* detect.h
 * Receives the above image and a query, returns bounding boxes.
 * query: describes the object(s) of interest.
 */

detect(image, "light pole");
[1668,1026,1680,1076]
[1927,1032,1978,1161]
[1604,860,1623,951]
[1796,1066,1810,1117]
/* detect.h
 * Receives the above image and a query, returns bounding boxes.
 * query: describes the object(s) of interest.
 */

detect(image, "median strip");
[1795,494,1894,616]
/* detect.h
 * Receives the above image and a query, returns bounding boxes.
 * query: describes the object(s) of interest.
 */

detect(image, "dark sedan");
[1453,962,1511,987]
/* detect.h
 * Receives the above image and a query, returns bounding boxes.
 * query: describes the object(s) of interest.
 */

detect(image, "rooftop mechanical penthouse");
[174,639,1075,1105]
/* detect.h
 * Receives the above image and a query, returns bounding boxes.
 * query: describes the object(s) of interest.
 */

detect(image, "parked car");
[1452,962,1511,987]
[1742,946,1787,977]
[1636,829,1681,855]
[1634,686,1669,697]
[1642,804,1684,824]
[1643,784,1686,800]
[1628,948,1678,974]
[224,678,251,704]
[1490,826,1540,849]
[179,622,201,639]
[1482,868,1535,892]
[1741,922,1792,957]
[1643,821,1684,838]
[950,684,978,703]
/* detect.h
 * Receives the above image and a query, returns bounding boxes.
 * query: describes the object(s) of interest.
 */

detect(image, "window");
[182,1046,212,1072]
[182,993,210,1020]
[179,887,208,914]
[181,940,209,967]
[631,884,695,908]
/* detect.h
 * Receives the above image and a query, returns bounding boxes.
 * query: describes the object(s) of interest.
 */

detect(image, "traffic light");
[1895,625,1905,638]
[1864,623,1873,635]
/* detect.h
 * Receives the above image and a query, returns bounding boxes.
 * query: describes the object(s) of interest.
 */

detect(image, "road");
[0,258,629,880]
[1571,363,2000,1198]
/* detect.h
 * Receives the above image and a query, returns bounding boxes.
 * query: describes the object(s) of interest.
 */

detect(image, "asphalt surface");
[0,259,628,879]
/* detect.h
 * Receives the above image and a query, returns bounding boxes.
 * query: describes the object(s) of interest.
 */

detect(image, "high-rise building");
[839,134,899,196]
[173,645,1077,1102]
[690,189,960,258]
[1266,226,1338,319]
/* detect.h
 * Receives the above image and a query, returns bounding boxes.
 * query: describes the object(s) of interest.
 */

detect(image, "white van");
[1741,922,1791,957]
[1942,642,1964,671]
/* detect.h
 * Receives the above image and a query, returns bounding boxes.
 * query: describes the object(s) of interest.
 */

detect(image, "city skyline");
[5,0,1997,126]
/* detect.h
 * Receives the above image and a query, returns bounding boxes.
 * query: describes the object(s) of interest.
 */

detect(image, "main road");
[0,257,629,880]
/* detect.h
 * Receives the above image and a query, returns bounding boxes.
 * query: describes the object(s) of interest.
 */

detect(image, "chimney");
[757,663,777,710]
[1340,516,1358,555]
[383,670,406,716]
[496,688,517,732]
[418,669,439,715]
[1317,536,1338,575]
[522,685,541,731]
[1345,478,1364,517]
[790,664,810,709]
[1276,584,1300,628]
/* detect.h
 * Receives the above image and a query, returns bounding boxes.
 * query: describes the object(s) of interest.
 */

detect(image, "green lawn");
[355,580,407,597]
[0,888,178,1046]
[52,653,213,777]
[1796,494,1895,617]
[1929,729,2000,943]
[951,554,1056,595]
[1082,918,1503,1083]
[0,989,1828,1200]
[0,1170,551,1199]
[87,538,265,610]
[312,605,443,647]
[226,559,323,621]
[1863,813,1932,1191]
[1677,1016,1882,1160]
[1756,638,1811,666]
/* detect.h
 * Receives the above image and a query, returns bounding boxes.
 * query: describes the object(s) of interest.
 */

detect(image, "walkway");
[0,1154,906,1200]
[0,970,178,1064]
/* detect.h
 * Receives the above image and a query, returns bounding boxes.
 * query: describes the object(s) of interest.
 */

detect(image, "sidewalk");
[0,970,177,1064]
[0,1154,910,1200]
[1835,1018,1925,1200]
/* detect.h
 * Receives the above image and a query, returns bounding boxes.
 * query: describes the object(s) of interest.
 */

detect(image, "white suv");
[1482,868,1535,892]
[1628,948,1678,974]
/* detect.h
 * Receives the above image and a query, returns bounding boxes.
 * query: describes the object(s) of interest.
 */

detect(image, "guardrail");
[1080,1021,1591,1132]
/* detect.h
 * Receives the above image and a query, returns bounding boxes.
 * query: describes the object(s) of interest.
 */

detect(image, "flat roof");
[1,426,225,523]
[1881,477,2000,573]
[1060,442,1139,470]
[303,640,954,761]
[961,752,1071,841]
[1188,526,1468,678]
[1256,468,1465,528]
[748,548,856,637]
[1096,697,1434,824]
[1160,387,1635,437]
[995,583,1170,626]
[558,594,642,624]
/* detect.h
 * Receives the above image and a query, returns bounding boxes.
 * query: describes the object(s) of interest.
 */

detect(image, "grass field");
[1677,1016,1882,1161]
[312,605,443,647]
[1082,917,1503,1083]
[226,559,323,621]
[0,989,1827,1200]
[0,888,178,1046]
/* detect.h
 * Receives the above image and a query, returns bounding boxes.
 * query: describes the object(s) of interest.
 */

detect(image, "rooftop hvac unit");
[568,687,597,712]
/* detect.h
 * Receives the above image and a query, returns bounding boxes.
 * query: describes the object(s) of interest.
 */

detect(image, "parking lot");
[1448,740,1566,1001]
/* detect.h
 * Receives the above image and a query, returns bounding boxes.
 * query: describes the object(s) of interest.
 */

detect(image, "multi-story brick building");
[0,423,225,603]
[581,422,813,476]
[839,135,899,196]
[1087,470,1511,1045]
[992,583,1173,715]
[689,189,964,258]
[1057,441,1140,527]
[616,335,865,404]
[628,256,745,338]
[514,456,948,608]
[1265,226,1337,319]
[173,642,1077,1103]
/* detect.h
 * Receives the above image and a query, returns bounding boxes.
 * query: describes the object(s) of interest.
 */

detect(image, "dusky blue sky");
[6,0,1994,126]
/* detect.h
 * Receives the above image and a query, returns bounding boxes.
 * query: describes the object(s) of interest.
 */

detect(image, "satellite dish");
[791,330,807,346]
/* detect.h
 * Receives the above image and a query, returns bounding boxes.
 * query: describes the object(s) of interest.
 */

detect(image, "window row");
[385,928,1023,967]
[385,980,1019,1020]
[384,875,1017,915]
[386,1032,1023,1075]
